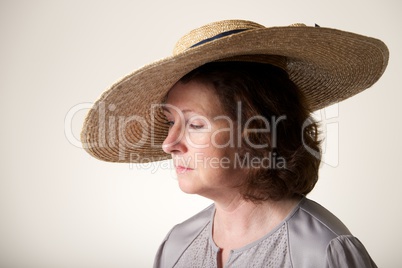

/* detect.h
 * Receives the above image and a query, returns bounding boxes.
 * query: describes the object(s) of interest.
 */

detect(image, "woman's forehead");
[165,81,224,116]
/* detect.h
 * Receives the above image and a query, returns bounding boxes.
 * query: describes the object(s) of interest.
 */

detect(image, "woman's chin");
[177,177,199,195]
[177,181,195,194]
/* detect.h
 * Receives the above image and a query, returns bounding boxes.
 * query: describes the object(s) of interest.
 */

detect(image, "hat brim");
[81,25,388,163]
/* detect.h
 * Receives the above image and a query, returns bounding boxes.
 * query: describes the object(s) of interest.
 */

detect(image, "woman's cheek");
[185,131,212,150]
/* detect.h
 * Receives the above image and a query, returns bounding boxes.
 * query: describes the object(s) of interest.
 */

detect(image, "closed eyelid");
[187,116,212,131]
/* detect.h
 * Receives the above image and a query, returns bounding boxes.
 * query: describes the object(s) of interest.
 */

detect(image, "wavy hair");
[179,61,321,202]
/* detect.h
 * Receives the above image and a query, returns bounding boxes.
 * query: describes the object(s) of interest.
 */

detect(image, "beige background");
[1,0,401,267]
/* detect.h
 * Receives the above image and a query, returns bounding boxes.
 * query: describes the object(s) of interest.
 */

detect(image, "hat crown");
[81,19,389,163]
[173,20,265,55]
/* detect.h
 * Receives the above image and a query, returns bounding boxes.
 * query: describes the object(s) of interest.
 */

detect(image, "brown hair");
[180,61,321,202]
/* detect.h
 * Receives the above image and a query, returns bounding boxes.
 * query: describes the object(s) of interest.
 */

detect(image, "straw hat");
[81,19,389,163]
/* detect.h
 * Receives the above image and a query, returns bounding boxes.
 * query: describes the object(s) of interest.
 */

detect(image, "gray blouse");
[154,197,377,268]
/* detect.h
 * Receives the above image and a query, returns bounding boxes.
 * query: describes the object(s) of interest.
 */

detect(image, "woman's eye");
[189,124,204,129]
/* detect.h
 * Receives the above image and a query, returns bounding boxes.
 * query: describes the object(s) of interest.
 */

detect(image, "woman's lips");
[175,166,193,174]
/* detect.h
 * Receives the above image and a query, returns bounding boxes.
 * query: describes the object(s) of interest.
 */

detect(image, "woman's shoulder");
[155,199,377,268]
[287,198,352,254]
[290,197,352,237]
[286,197,377,267]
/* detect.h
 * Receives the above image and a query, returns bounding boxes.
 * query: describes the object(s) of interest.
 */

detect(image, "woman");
[81,20,388,267]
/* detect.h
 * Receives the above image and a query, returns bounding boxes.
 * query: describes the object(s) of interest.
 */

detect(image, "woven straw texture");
[81,20,389,163]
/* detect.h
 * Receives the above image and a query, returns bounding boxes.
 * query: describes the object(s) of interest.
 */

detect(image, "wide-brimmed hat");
[81,19,388,163]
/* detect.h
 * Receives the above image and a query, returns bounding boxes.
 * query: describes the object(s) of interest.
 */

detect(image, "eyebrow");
[162,106,196,114]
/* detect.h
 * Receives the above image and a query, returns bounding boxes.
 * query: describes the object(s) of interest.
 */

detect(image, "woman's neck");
[212,195,301,251]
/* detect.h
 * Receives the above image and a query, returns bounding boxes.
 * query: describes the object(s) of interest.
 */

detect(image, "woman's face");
[162,80,245,200]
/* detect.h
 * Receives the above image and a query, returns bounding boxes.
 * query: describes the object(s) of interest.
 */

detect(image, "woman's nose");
[162,124,187,154]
